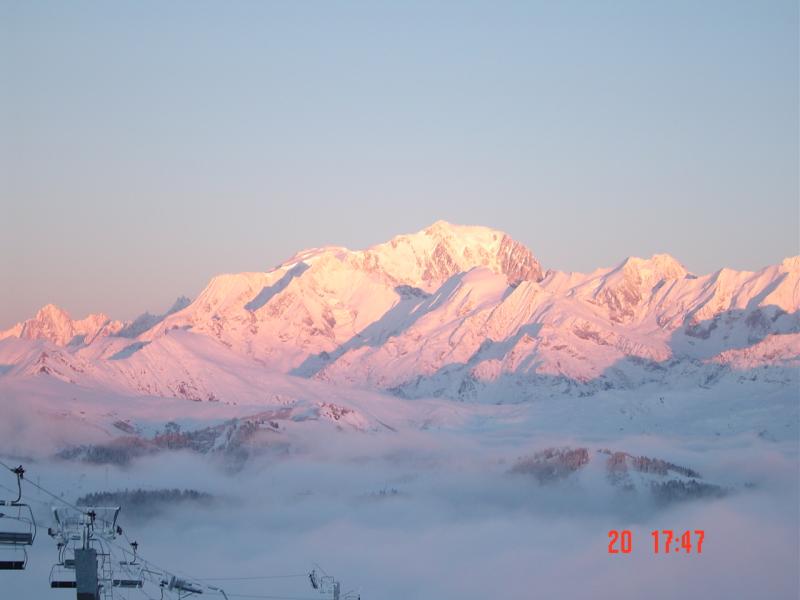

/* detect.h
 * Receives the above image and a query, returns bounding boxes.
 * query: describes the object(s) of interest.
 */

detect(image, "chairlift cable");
[212,594,324,600]
[198,574,308,581]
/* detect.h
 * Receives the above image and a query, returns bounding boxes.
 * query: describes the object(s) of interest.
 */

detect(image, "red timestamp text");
[608,529,705,554]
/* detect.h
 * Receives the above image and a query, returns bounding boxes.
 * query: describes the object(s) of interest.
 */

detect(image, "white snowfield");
[0,221,797,454]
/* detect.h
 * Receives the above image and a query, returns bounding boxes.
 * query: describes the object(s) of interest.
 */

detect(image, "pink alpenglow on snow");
[0,221,797,406]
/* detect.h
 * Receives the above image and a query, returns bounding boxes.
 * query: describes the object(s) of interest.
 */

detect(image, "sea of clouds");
[2,420,798,600]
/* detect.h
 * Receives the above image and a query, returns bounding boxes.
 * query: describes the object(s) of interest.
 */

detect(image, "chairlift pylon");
[47,504,124,599]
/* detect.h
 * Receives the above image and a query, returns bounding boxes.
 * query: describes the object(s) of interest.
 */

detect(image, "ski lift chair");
[113,577,143,589]
[114,541,144,588]
[320,575,335,594]
[48,537,78,589]
[0,466,36,570]
[0,546,28,571]
[49,562,77,589]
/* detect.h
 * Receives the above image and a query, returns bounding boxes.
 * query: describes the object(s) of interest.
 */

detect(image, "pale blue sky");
[1,1,797,327]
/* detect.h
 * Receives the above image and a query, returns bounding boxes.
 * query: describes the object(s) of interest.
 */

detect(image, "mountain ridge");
[1,221,797,404]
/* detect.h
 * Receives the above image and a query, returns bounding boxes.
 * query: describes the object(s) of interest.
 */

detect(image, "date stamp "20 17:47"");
[608,530,705,554]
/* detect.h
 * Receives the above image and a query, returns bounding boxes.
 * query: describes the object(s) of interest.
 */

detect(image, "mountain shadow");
[291,272,477,377]
[344,304,800,403]
[245,262,310,312]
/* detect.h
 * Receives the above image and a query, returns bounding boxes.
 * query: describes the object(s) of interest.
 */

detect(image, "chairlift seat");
[0,560,25,570]
[50,580,77,588]
[0,531,33,544]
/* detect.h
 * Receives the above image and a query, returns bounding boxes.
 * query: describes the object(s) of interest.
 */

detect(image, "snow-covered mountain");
[1,222,797,407]
[0,304,124,346]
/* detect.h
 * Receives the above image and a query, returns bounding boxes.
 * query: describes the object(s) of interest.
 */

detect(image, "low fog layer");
[2,417,797,600]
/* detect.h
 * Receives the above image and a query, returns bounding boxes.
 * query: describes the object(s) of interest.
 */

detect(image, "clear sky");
[1,1,797,328]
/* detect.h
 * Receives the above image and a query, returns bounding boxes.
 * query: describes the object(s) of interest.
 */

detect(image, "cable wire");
[220,595,323,600]
[199,574,308,581]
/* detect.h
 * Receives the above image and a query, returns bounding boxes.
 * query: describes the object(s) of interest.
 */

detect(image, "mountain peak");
[118,296,193,338]
[424,219,456,232]
[422,219,492,236]
[362,222,542,289]
[619,253,688,280]
[419,220,505,245]
[270,222,539,291]
[6,303,120,346]
[20,304,76,345]
[780,256,800,272]
[35,303,71,321]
